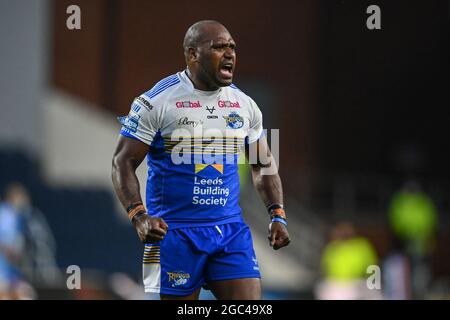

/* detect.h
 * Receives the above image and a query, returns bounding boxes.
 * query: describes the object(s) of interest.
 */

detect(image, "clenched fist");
[268,222,290,250]
[132,214,169,243]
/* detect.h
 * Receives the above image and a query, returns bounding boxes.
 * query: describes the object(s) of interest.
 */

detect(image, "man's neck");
[186,68,219,91]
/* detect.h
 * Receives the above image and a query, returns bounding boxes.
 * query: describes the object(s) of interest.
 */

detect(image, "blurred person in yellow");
[389,180,437,257]
[315,222,381,300]
[387,180,438,299]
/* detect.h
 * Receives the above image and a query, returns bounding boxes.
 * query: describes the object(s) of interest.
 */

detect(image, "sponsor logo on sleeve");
[134,96,153,111]
[119,113,141,133]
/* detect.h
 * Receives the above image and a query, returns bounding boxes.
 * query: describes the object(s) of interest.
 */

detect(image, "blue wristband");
[271,217,287,226]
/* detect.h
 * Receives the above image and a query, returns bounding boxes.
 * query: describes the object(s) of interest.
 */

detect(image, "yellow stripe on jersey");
[162,137,245,155]
[195,164,224,174]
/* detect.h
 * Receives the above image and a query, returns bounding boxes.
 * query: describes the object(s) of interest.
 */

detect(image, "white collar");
[180,69,223,97]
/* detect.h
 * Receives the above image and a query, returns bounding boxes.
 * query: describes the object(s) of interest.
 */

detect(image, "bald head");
[183,20,229,62]
[182,20,236,90]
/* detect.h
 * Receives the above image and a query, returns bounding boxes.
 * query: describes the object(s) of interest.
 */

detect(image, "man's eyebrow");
[219,38,235,43]
[210,39,236,45]
[196,38,236,48]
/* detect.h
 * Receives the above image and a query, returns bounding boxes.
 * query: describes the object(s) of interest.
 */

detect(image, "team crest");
[167,271,190,287]
[223,112,244,129]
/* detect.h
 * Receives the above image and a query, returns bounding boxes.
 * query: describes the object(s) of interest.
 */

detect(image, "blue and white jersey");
[119,70,263,229]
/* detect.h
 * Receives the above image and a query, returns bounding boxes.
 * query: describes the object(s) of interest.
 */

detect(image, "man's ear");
[188,47,198,62]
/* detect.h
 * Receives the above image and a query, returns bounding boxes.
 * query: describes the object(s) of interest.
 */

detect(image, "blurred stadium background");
[0,0,448,299]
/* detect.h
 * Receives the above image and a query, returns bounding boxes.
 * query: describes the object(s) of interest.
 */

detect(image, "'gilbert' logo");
[176,101,202,108]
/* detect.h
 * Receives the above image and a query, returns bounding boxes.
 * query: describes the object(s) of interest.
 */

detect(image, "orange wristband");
[128,204,146,221]
[270,208,286,220]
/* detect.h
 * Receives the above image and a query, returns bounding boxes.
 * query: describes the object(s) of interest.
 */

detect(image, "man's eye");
[213,44,236,51]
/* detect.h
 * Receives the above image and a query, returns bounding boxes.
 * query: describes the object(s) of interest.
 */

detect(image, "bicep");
[245,135,272,171]
[113,135,150,169]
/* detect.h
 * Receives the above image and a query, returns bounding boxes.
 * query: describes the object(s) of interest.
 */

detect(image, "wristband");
[267,203,283,213]
[127,202,143,213]
[270,208,287,220]
[271,214,286,221]
[127,204,146,222]
[271,217,287,226]
[131,211,146,224]
[127,201,142,212]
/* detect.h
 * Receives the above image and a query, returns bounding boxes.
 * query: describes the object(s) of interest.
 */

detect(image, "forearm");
[111,157,144,211]
[251,166,284,208]
[252,166,290,249]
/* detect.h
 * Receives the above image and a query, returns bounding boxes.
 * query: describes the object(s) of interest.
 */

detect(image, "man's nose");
[224,47,235,58]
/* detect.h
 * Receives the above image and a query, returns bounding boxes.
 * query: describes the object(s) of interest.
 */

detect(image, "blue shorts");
[142,222,261,296]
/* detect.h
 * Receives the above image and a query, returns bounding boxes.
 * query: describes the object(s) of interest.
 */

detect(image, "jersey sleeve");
[246,97,264,144]
[119,94,160,145]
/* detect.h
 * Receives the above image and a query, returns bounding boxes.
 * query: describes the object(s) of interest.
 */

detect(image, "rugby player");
[112,20,290,300]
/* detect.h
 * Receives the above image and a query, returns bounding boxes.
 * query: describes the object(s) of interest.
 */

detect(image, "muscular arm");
[111,135,149,210]
[112,135,168,242]
[245,136,290,250]
[245,135,283,206]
